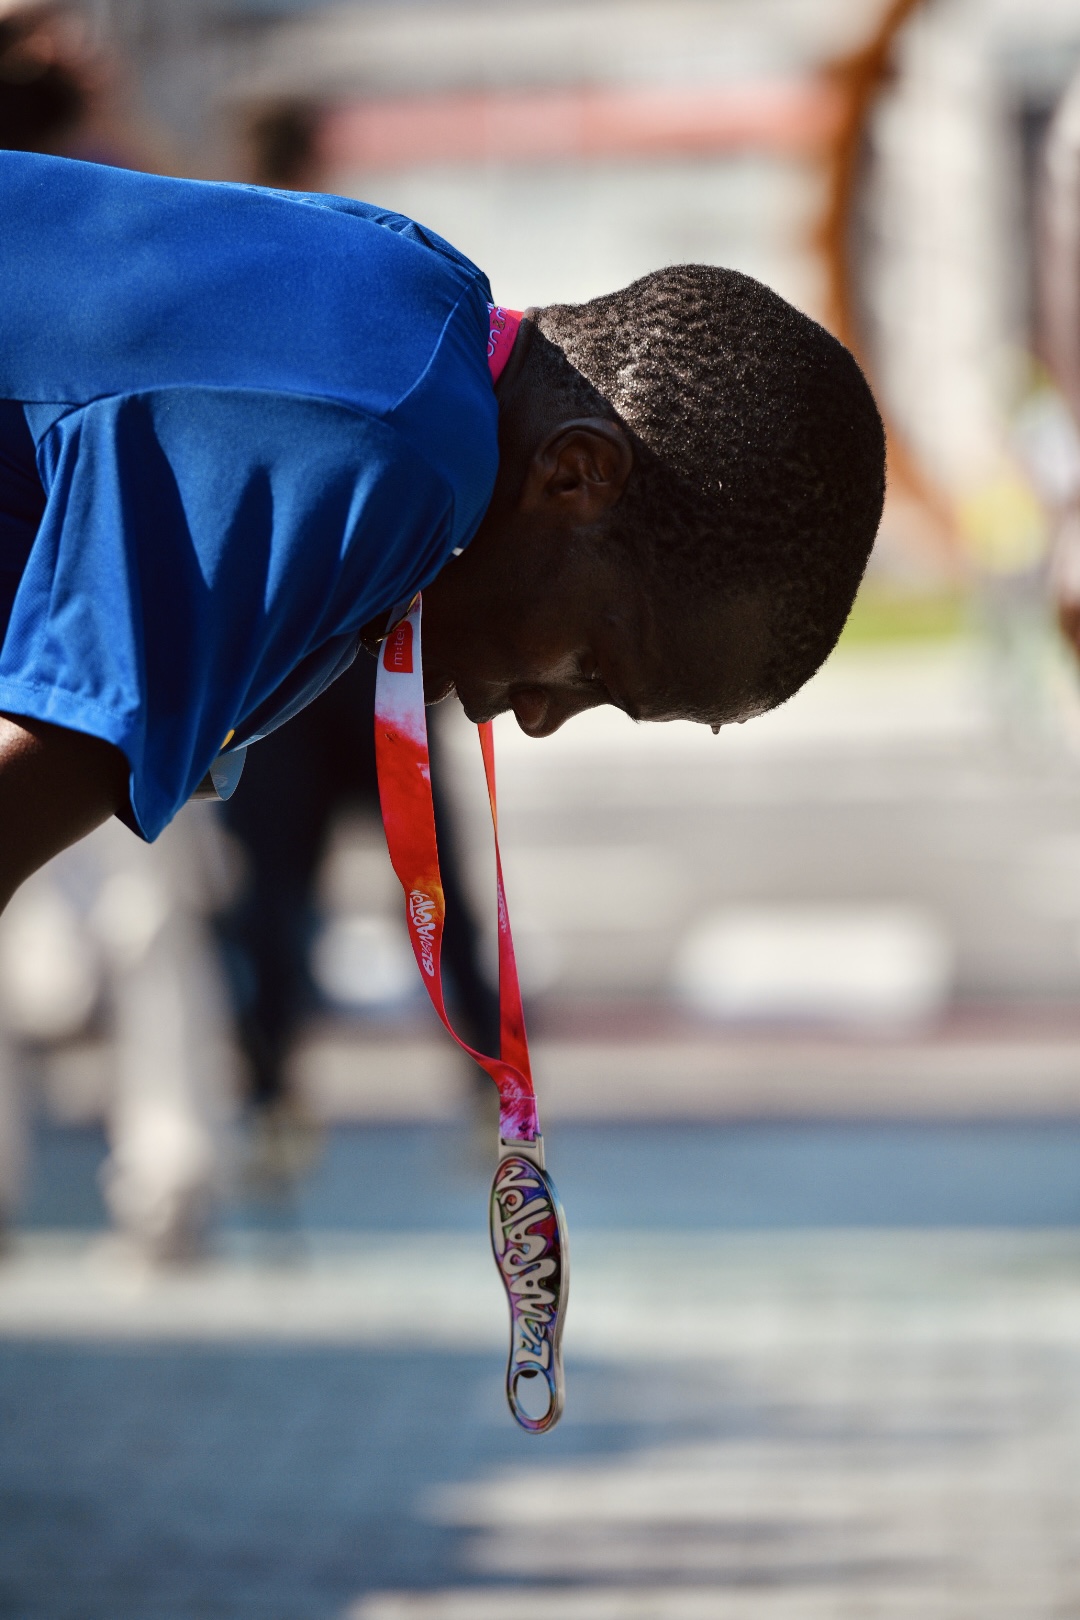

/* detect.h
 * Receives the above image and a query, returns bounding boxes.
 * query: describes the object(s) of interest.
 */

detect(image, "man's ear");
[520,418,633,521]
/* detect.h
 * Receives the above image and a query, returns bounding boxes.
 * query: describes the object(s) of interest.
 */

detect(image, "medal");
[374,596,568,1433]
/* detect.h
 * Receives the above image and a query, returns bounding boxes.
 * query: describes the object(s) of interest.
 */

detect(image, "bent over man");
[0,149,886,908]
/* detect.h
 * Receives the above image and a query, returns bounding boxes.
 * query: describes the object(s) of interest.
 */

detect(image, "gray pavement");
[2,1213,1080,1618]
[3,1124,1080,1617]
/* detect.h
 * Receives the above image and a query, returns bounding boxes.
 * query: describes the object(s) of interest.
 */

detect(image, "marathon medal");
[375,594,569,1434]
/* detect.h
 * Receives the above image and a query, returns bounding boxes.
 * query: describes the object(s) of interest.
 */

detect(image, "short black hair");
[534,265,886,709]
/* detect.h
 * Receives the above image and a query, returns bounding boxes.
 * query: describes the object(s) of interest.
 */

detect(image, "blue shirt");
[0,150,499,838]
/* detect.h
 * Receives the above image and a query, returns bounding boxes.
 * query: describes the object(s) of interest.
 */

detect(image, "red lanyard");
[374,595,567,1432]
[372,598,537,1142]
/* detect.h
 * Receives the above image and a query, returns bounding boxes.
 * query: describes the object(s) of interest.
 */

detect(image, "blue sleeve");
[0,387,456,839]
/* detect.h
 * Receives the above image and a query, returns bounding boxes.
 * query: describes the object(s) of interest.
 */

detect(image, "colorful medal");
[374,597,568,1433]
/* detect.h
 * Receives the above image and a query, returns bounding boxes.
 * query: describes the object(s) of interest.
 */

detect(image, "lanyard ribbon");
[374,596,568,1433]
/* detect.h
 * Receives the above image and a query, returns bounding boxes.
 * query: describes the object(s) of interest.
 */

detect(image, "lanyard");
[374,596,568,1433]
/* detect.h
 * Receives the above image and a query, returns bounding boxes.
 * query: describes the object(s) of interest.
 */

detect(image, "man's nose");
[511,687,596,738]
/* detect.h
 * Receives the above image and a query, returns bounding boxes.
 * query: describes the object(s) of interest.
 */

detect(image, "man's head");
[421,263,886,736]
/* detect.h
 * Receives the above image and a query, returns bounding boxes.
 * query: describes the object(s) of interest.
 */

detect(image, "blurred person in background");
[1042,67,1080,659]
[217,93,497,1146]
[1042,71,1080,433]
[245,93,321,193]
[0,0,86,154]
[0,813,236,1259]
[0,1,235,1259]
[0,0,160,169]
[216,652,499,1146]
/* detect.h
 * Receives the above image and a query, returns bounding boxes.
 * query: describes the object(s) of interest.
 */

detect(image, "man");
[1041,66,1080,656]
[0,149,886,912]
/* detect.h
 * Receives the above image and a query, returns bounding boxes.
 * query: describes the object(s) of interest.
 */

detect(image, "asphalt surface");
[3,1122,1080,1618]
[19,1119,1080,1232]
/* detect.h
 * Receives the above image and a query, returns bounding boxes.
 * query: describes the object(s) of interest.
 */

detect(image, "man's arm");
[0,715,128,913]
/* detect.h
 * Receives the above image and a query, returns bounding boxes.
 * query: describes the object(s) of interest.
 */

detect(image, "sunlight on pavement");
[44,1231,1052,1619]
[351,1592,1062,1620]
[350,1595,959,1619]
[5,1230,1080,1351]
[344,1234,1080,1616]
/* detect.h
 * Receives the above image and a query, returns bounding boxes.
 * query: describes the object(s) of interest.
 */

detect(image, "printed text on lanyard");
[374,598,568,1433]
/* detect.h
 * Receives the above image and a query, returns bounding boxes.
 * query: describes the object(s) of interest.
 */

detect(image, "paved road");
[19,1119,1080,1232]
[3,1124,1080,1618]
[2,1225,1080,1619]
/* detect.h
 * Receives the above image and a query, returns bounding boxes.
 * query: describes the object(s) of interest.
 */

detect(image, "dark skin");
[0,314,769,911]
[0,714,128,913]
[421,311,770,736]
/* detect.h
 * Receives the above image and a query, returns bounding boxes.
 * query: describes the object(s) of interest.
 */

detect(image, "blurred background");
[5,0,1080,1614]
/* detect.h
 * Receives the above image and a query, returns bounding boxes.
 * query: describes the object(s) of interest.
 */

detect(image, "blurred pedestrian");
[0,0,155,168]
[1040,69,1080,656]
[0,810,236,1259]
[0,3,234,1258]
[0,0,86,153]
[216,652,498,1133]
